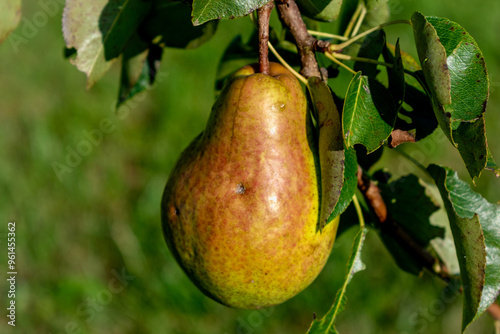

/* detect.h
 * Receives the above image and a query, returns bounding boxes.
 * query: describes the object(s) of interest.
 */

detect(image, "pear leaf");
[486,149,500,177]
[428,164,500,331]
[376,173,444,275]
[307,77,344,228]
[296,0,343,22]
[307,226,368,334]
[411,12,451,107]
[412,12,490,179]
[140,1,218,49]
[383,39,405,112]
[343,72,397,153]
[62,0,151,88]
[353,30,386,78]
[339,0,389,57]
[117,40,163,108]
[0,0,21,44]
[381,44,438,142]
[329,147,357,221]
[191,0,269,25]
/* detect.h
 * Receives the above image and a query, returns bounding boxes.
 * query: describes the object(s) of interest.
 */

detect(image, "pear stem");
[257,1,274,75]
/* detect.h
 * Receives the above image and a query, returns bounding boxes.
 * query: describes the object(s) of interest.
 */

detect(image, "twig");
[332,52,394,68]
[356,165,450,281]
[257,1,274,74]
[276,0,321,78]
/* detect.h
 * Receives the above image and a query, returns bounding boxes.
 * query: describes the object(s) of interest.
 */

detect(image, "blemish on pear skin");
[235,183,246,194]
[169,205,179,219]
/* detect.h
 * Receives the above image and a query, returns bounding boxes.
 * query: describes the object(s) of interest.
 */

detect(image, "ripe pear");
[161,62,339,309]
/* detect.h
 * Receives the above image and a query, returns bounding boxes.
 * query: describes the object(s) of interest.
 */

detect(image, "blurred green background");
[1,1,499,333]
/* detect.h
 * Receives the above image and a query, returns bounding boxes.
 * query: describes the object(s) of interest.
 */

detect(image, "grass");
[0,1,499,333]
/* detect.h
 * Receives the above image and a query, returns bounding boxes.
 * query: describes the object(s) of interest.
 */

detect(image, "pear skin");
[161,62,339,309]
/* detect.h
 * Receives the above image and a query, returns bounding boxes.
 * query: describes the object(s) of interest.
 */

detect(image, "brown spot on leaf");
[315,101,325,112]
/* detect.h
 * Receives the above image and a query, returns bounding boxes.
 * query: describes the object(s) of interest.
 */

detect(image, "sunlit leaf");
[428,164,500,331]
[329,147,357,221]
[343,72,397,153]
[296,0,343,22]
[412,12,451,107]
[191,0,268,25]
[412,12,490,179]
[307,227,368,333]
[308,77,344,228]
[63,0,151,88]
[486,149,500,177]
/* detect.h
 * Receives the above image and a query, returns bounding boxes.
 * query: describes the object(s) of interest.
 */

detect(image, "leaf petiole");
[267,41,308,85]
[307,30,348,41]
[333,52,394,69]
[352,194,365,228]
[331,20,412,51]
[324,52,357,75]
[344,2,365,38]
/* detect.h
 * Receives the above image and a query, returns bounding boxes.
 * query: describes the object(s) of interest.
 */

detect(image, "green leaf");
[486,149,500,177]
[412,12,490,179]
[428,164,500,331]
[353,30,385,78]
[296,0,343,22]
[308,77,344,229]
[62,0,152,88]
[342,72,397,153]
[307,227,368,333]
[117,41,163,108]
[329,147,357,221]
[191,0,269,26]
[376,173,444,275]
[411,12,451,107]
[0,0,21,44]
[383,39,405,112]
[140,1,218,49]
[339,0,389,58]
[381,45,438,142]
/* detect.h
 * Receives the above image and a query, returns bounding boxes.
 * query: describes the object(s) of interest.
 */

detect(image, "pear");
[161,62,339,309]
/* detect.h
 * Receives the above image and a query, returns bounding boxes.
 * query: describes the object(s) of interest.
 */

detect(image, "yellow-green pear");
[161,62,339,309]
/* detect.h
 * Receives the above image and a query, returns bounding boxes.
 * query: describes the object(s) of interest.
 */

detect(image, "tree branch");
[257,1,274,75]
[356,165,449,280]
[276,0,321,78]
[358,166,500,322]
